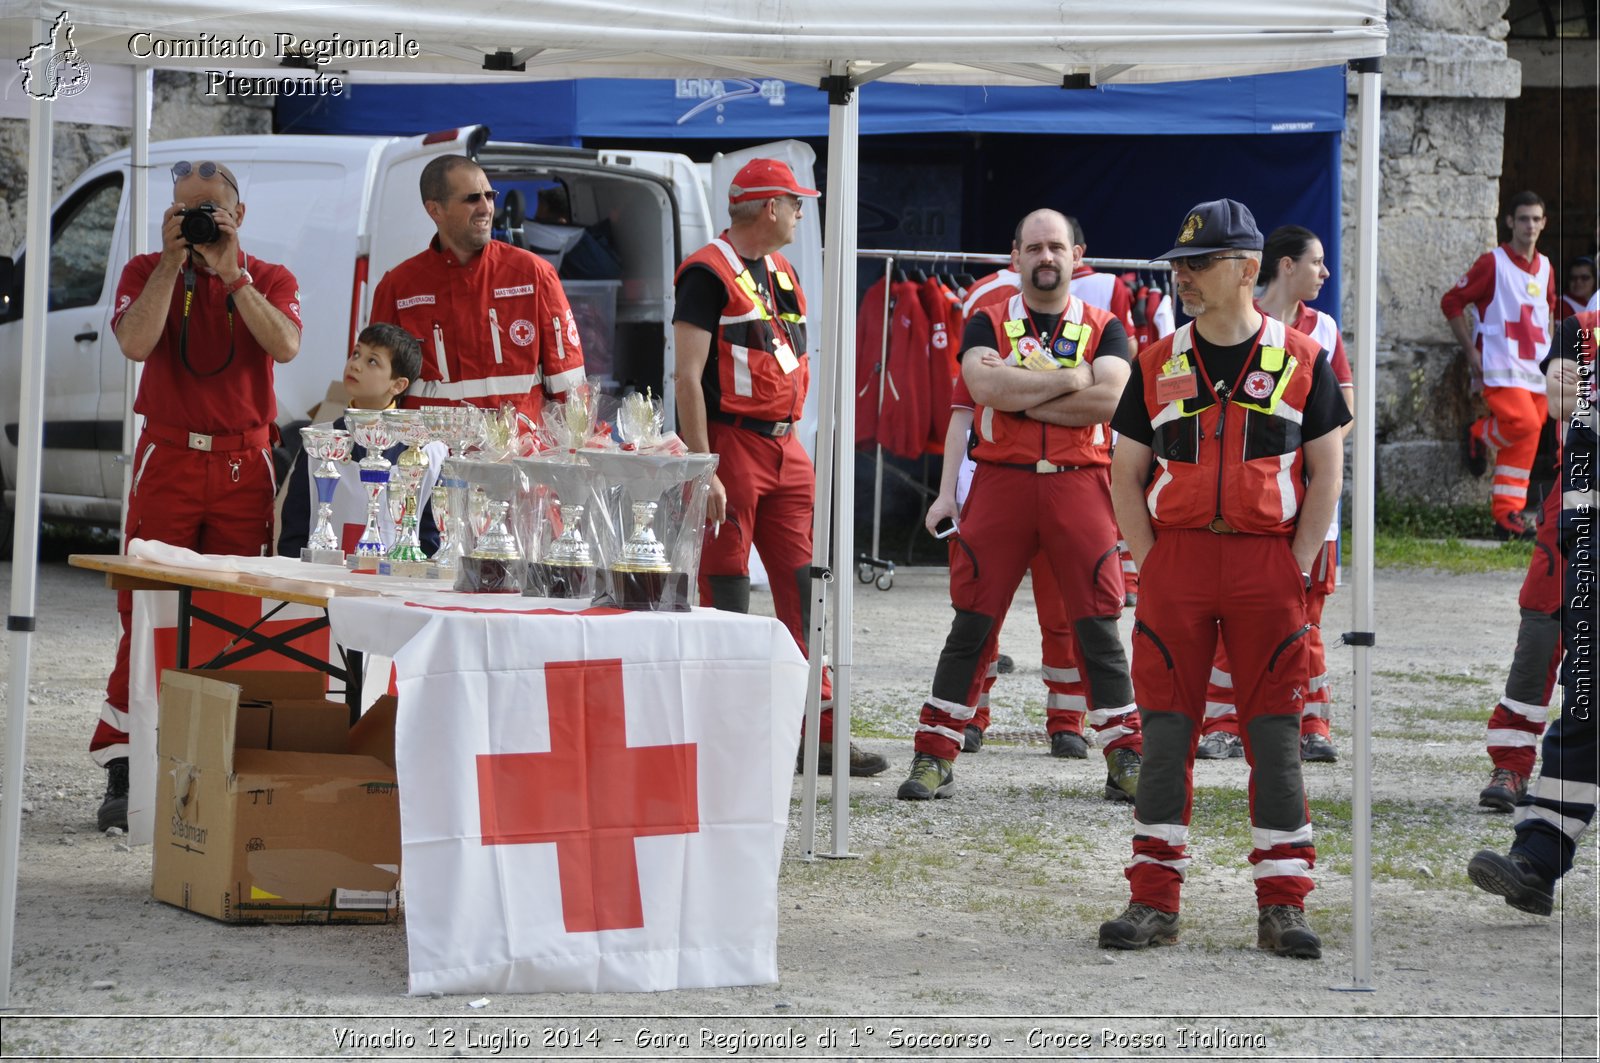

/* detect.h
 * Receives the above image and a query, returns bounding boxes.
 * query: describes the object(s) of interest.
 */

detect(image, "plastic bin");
[563,279,621,381]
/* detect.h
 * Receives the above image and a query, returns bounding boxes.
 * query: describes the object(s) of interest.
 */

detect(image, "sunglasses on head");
[171,160,238,196]
[1171,253,1250,273]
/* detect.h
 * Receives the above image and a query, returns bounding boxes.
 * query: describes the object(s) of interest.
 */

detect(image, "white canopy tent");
[0,0,1386,1003]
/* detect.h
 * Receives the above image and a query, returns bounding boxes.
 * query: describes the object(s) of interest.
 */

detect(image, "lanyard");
[179,262,236,378]
[1190,323,1265,403]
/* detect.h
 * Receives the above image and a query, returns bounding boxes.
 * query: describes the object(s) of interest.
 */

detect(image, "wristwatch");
[222,269,253,296]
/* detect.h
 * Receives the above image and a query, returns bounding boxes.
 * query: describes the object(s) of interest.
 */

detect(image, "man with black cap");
[1098,199,1350,959]
[673,159,887,777]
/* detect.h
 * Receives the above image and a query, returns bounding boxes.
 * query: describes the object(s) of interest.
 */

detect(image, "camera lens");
[180,207,219,245]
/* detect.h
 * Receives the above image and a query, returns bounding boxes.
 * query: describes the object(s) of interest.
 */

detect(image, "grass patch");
[1371,534,1533,573]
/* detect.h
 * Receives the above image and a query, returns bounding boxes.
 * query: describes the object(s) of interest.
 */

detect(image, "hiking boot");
[1050,730,1089,759]
[1479,767,1527,813]
[1467,849,1554,916]
[1103,747,1140,802]
[1461,423,1487,478]
[97,758,129,833]
[995,653,1015,675]
[896,752,955,800]
[1098,903,1179,949]
[1196,731,1244,760]
[1300,732,1338,763]
[807,742,889,778]
[962,725,984,754]
[1257,905,1322,959]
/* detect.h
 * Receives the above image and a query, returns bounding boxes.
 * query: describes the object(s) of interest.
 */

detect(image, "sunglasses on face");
[457,189,498,205]
[1171,253,1250,273]
[171,160,238,197]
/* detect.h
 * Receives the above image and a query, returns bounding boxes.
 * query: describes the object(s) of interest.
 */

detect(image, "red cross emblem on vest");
[1504,304,1545,360]
[476,658,699,933]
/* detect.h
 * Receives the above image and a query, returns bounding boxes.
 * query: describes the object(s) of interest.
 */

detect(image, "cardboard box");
[153,670,402,924]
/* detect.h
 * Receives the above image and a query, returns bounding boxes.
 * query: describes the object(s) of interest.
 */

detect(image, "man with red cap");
[673,159,887,777]
[1099,198,1349,960]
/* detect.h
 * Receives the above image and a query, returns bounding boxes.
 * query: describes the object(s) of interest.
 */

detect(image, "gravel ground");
[0,555,1595,1061]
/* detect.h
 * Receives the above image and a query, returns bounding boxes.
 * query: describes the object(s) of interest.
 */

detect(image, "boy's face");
[344,342,408,408]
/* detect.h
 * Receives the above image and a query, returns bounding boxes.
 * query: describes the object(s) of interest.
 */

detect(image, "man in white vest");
[1441,190,1557,540]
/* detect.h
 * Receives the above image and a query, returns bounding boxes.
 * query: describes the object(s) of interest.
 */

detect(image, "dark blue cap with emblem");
[1154,198,1264,261]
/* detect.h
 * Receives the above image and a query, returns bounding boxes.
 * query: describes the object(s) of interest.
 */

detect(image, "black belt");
[711,412,792,438]
[992,459,1091,474]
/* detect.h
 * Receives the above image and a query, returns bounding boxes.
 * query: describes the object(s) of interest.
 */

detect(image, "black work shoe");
[1050,730,1089,759]
[896,752,955,800]
[1300,733,1338,763]
[1258,905,1322,959]
[962,725,984,754]
[1461,423,1487,477]
[1098,903,1179,949]
[1103,747,1140,802]
[1467,849,1555,916]
[995,653,1015,675]
[1479,767,1527,813]
[809,742,889,778]
[1196,731,1244,760]
[97,758,129,833]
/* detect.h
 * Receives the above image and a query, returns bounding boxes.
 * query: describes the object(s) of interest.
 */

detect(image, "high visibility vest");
[969,293,1117,468]
[676,235,809,422]
[1137,317,1323,535]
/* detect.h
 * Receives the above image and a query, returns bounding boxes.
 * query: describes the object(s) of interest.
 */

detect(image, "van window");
[47,174,123,312]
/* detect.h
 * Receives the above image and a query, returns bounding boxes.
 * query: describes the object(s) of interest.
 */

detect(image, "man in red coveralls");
[1098,199,1348,959]
[673,159,887,777]
[370,155,586,418]
[92,159,303,831]
[900,208,1139,803]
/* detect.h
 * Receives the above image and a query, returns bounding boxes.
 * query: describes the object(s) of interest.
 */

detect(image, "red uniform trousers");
[1485,487,1563,774]
[914,463,1135,761]
[698,421,836,736]
[1473,386,1548,527]
[1126,529,1315,912]
[970,550,1140,758]
[91,430,277,763]
[1200,538,1338,740]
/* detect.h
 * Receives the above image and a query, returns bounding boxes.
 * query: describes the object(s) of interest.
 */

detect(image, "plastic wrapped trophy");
[380,408,432,576]
[452,458,523,593]
[513,453,601,600]
[343,408,393,570]
[583,449,718,611]
[420,405,486,571]
[297,425,353,565]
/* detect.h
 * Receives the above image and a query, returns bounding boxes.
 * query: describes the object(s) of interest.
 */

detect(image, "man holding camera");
[90,160,302,832]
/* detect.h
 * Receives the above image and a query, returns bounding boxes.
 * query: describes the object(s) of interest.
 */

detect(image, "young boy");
[277,323,442,558]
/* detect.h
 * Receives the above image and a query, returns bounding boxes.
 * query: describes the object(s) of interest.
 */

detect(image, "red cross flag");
[388,604,807,994]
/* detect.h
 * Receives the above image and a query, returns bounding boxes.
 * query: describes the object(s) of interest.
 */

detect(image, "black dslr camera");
[177,204,220,245]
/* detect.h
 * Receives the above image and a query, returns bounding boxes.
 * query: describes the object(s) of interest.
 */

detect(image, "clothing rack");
[853,247,1174,586]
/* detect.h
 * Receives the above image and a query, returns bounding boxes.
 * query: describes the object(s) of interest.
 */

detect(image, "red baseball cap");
[728,158,820,204]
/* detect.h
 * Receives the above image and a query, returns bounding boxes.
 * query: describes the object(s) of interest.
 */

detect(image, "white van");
[0,126,819,539]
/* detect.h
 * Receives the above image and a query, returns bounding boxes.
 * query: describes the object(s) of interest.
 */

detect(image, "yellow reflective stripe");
[735,270,771,320]
[1233,355,1299,415]
[1055,322,1091,367]
[778,312,805,323]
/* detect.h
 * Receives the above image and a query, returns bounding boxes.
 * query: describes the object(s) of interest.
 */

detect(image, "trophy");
[453,459,523,593]
[615,389,664,450]
[343,408,393,569]
[298,425,353,566]
[515,454,600,600]
[540,389,594,452]
[421,405,486,570]
[583,450,718,612]
[381,408,432,576]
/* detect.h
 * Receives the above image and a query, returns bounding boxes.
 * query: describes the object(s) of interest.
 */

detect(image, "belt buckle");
[187,431,213,452]
[1207,516,1233,534]
[771,421,791,437]
[1035,459,1057,473]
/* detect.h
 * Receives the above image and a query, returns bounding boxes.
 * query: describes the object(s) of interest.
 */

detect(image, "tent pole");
[0,40,56,1007]
[1346,58,1382,992]
[119,68,153,548]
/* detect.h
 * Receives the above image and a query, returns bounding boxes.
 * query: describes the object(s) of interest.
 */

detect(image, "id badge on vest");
[773,338,800,375]
[1156,354,1198,405]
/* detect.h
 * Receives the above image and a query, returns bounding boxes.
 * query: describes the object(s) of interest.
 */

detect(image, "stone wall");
[1343,0,1523,507]
[0,71,271,256]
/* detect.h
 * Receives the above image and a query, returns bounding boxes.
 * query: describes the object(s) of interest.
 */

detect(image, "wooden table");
[69,554,385,723]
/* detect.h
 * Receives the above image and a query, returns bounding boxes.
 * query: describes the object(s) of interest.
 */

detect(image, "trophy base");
[379,559,435,579]
[524,561,599,600]
[348,553,385,573]
[455,555,523,593]
[606,568,691,612]
[299,547,346,567]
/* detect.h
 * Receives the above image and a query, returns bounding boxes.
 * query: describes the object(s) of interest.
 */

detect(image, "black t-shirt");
[673,259,770,333]
[961,305,1131,365]
[1110,325,1352,446]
